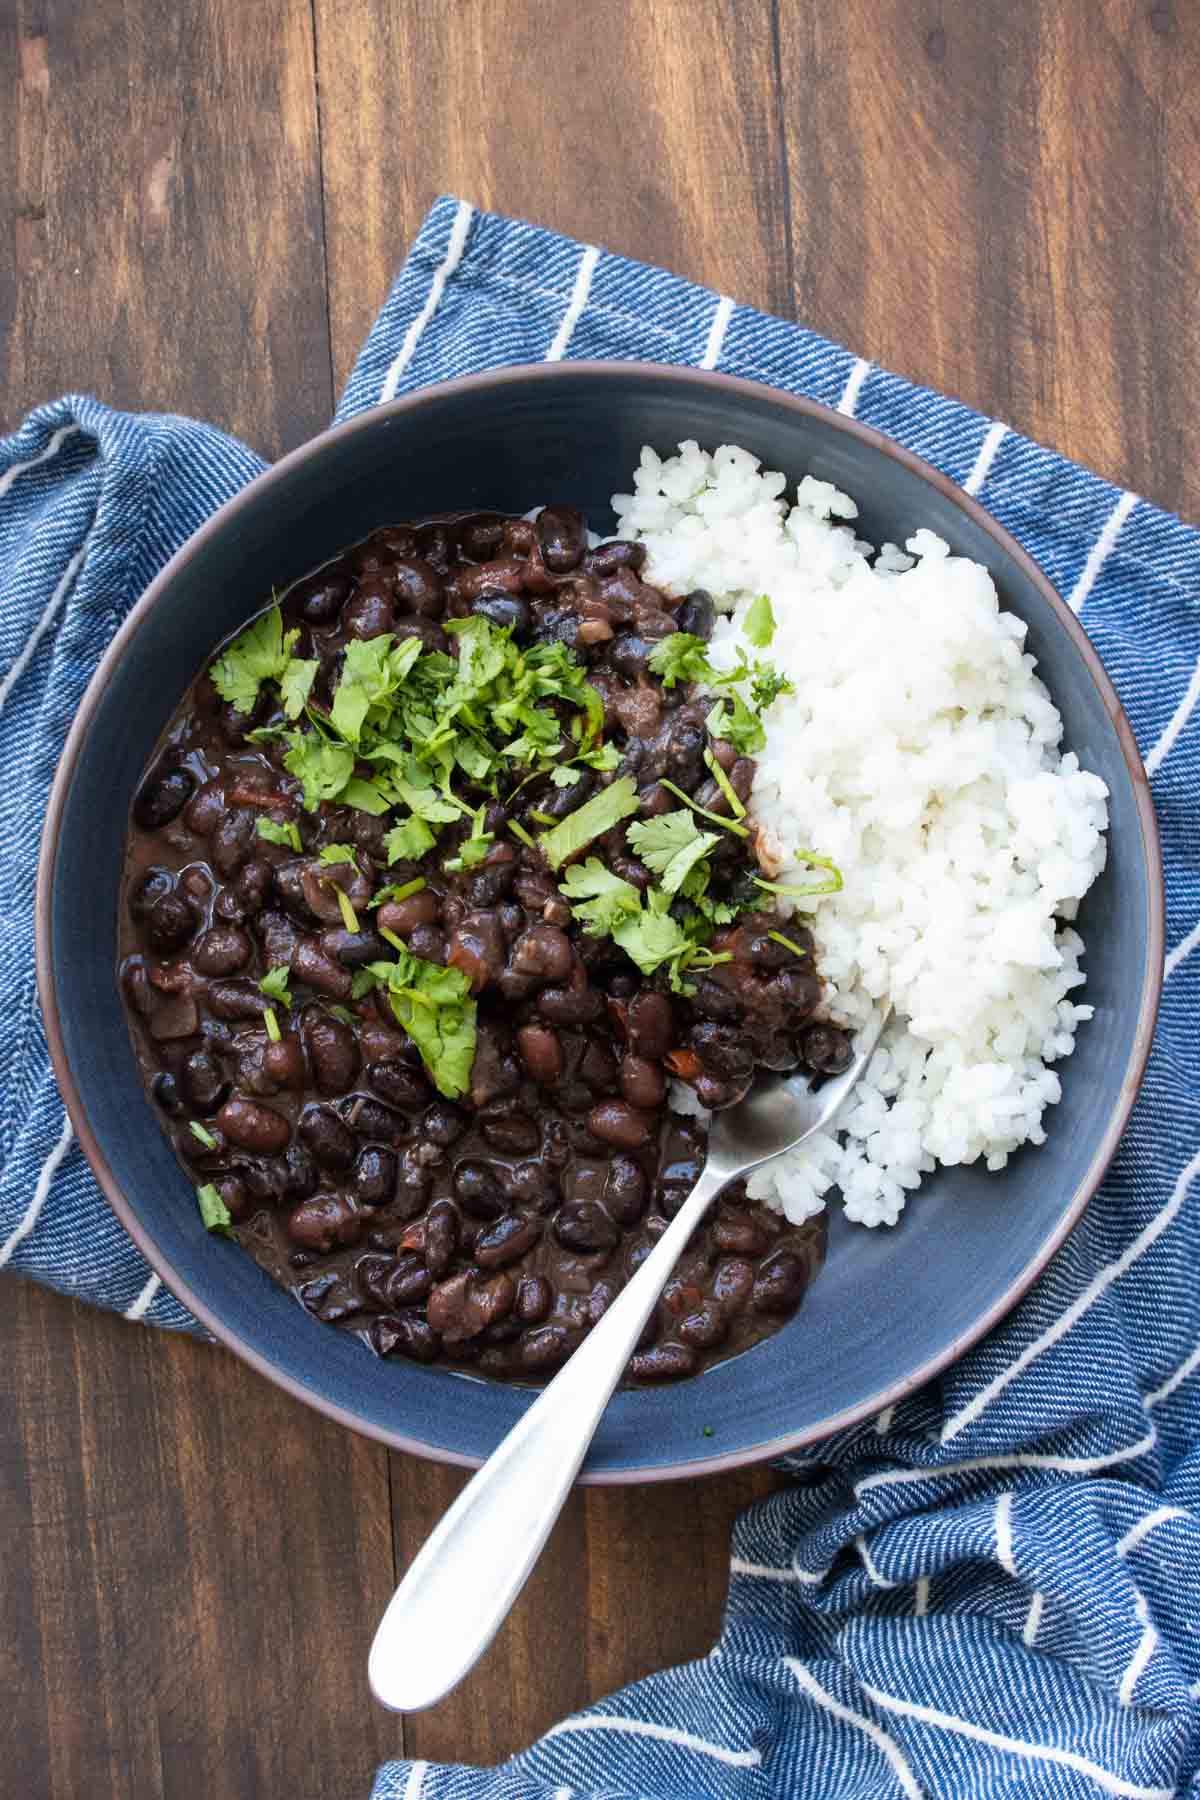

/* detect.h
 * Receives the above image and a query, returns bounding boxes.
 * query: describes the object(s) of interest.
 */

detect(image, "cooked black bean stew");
[119,509,853,1384]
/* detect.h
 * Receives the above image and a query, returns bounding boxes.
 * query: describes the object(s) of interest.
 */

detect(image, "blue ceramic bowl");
[37,365,1162,1480]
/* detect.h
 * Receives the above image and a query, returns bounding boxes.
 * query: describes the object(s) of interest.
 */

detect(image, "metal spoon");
[368,1006,889,1713]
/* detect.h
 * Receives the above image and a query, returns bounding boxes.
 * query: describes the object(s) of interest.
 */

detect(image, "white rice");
[612,443,1110,1228]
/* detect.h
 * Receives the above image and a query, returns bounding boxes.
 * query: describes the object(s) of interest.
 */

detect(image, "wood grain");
[1,0,332,457]
[774,0,1200,516]
[311,0,790,390]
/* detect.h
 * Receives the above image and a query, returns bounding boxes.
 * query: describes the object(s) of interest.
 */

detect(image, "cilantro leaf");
[340,776,392,816]
[610,906,691,975]
[743,593,776,649]
[318,844,358,867]
[627,810,720,895]
[559,859,642,934]
[195,1183,233,1234]
[368,877,426,909]
[538,776,640,870]
[279,657,319,719]
[282,732,356,809]
[444,807,494,872]
[259,964,294,1007]
[647,633,717,690]
[550,766,587,790]
[363,950,476,1099]
[383,816,436,864]
[210,605,297,712]
[750,665,794,710]
[256,817,302,852]
[704,695,765,756]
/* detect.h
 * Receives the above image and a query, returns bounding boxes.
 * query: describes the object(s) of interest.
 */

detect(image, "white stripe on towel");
[0,540,88,715]
[874,1405,896,1435]
[1145,653,1200,778]
[1165,919,1200,983]
[860,1682,1172,1799]
[786,1660,923,1800]
[402,1761,427,1800]
[941,1144,1200,1442]
[544,1713,760,1768]
[914,1576,930,1617]
[123,1271,161,1322]
[0,1113,74,1268]
[699,296,734,370]
[994,1492,1017,1576]
[1144,1339,1200,1411]
[0,423,81,499]
[1022,1591,1044,1647]
[379,201,474,403]
[837,358,871,417]
[545,246,600,361]
[1115,1506,1191,1559]
[731,1555,827,1585]
[857,1428,1157,1497]
[856,1533,897,1589]
[1119,1618,1158,1707]
[962,422,1008,496]
[1067,489,1138,614]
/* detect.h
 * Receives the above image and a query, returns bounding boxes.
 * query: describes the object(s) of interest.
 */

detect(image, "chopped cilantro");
[702,1425,714,1438]
[647,633,717,690]
[750,665,794,711]
[754,854,843,899]
[768,929,810,959]
[559,859,642,934]
[256,817,302,853]
[318,844,358,867]
[442,806,494,872]
[279,657,319,719]
[550,766,586,790]
[196,1183,232,1234]
[334,886,360,933]
[327,1004,357,1025]
[659,779,749,838]
[258,965,293,1008]
[507,819,538,852]
[209,604,299,713]
[384,816,437,864]
[703,749,747,819]
[362,949,477,1099]
[340,776,392,816]
[704,694,765,756]
[538,776,641,870]
[743,593,776,649]
[188,1121,217,1150]
[263,1006,281,1042]
[627,810,720,895]
[282,731,356,809]
[369,877,426,909]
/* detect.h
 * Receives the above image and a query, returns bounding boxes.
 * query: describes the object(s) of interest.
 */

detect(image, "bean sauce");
[119,508,852,1385]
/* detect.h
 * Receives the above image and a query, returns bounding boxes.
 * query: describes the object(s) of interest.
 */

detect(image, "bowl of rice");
[40,363,1162,1477]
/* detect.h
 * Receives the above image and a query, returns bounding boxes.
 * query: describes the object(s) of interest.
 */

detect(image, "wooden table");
[3,4,1196,1793]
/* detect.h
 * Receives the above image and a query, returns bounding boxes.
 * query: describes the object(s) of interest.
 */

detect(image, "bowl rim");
[35,359,1165,1483]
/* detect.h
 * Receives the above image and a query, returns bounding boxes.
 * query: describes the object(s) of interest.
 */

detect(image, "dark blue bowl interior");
[45,367,1155,1477]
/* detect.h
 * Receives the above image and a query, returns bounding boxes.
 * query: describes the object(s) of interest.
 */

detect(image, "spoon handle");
[368,1160,730,1713]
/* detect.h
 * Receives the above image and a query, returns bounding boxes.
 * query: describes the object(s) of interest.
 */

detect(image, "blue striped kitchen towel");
[4,195,1200,1798]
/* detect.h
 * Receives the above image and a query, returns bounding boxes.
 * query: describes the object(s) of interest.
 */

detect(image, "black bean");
[295,571,350,622]
[292,937,354,1000]
[373,1314,441,1363]
[134,762,195,829]
[211,808,257,877]
[424,1198,459,1277]
[628,1343,697,1382]
[146,892,196,953]
[516,1024,563,1086]
[588,1278,622,1328]
[232,858,273,915]
[469,592,532,639]
[674,588,715,639]
[584,539,646,577]
[480,1104,540,1154]
[302,1009,361,1095]
[216,1096,291,1154]
[376,891,439,937]
[390,556,445,618]
[392,617,448,653]
[587,1099,656,1150]
[678,1305,727,1349]
[407,923,447,964]
[129,867,174,920]
[554,1201,619,1253]
[458,513,506,560]
[627,991,674,1060]
[152,1071,184,1116]
[263,1034,307,1089]
[368,1060,432,1110]
[712,1257,755,1309]
[518,1324,573,1372]
[447,912,507,993]
[416,521,456,568]
[179,1049,228,1116]
[422,1101,467,1148]
[452,1159,507,1221]
[690,1022,755,1083]
[320,926,385,968]
[298,1102,357,1170]
[753,1250,809,1315]
[388,1254,433,1307]
[428,1269,515,1342]
[579,1040,618,1091]
[618,1054,666,1110]
[475,1214,542,1269]
[351,1147,398,1207]
[342,1095,406,1143]
[281,1142,319,1201]
[537,503,588,572]
[604,1154,648,1225]
[343,583,395,640]
[192,924,252,976]
[506,1160,561,1213]
[515,1274,553,1324]
[689,977,741,1023]
[608,634,655,681]
[465,861,516,908]
[537,982,603,1026]
[799,1022,855,1074]
[286,1193,360,1252]
[511,923,573,983]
